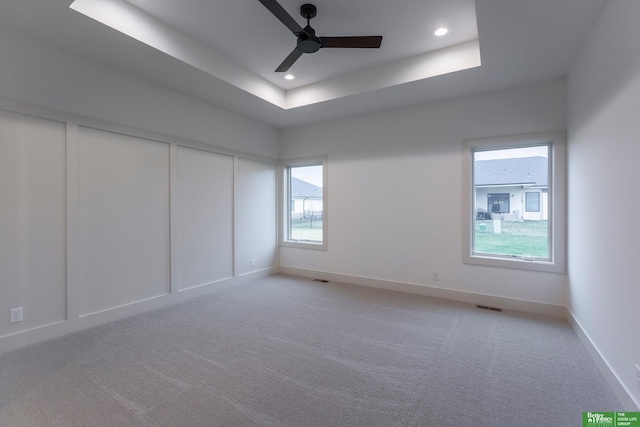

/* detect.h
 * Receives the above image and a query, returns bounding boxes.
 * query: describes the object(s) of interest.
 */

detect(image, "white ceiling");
[124,0,479,89]
[0,0,607,128]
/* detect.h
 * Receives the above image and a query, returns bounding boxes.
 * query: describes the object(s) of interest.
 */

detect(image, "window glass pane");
[488,193,510,214]
[473,145,549,259]
[289,165,323,242]
[525,192,540,212]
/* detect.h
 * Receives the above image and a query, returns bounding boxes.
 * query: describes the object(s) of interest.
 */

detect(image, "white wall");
[176,146,234,290]
[0,110,67,333]
[0,24,279,352]
[236,158,278,276]
[567,0,640,409]
[0,26,278,159]
[78,127,171,315]
[280,79,568,313]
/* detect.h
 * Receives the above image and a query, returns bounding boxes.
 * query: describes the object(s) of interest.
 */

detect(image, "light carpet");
[0,274,621,426]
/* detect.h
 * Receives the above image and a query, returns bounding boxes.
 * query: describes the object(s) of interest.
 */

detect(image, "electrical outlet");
[432,271,440,281]
[635,364,640,391]
[250,258,256,267]
[10,307,23,324]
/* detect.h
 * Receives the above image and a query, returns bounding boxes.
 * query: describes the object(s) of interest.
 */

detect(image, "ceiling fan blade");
[275,48,303,72]
[320,36,383,49]
[258,0,305,36]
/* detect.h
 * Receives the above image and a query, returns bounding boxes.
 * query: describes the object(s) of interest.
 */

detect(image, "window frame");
[279,156,328,250]
[462,131,566,273]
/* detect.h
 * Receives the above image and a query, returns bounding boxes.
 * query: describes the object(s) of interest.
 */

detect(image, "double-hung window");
[462,131,565,273]
[280,157,327,250]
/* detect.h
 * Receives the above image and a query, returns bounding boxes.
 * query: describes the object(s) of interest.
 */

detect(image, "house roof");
[474,157,548,187]
[291,177,323,198]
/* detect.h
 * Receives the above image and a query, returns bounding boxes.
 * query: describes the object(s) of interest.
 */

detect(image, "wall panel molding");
[0,97,278,353]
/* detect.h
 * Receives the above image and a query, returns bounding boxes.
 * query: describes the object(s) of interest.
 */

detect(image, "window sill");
[463,253,564,273]
[280,240,327,251]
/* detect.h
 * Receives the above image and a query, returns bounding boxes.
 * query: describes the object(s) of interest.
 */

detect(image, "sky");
[291,165,323,187]
[474,145,548,161]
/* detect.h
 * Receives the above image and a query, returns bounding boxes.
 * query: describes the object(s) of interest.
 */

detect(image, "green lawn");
[474,220,549,257]
[290,218,546,256]
[291,219,323,241]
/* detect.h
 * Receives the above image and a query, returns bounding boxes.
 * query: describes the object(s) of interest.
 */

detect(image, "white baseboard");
[0,267,279,355]
[566,309,640,411]
[280,266,566,317]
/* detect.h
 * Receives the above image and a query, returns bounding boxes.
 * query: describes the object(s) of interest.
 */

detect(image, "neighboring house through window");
[475,155,549,221]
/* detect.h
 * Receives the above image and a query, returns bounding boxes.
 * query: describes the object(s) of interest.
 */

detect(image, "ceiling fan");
[258,0,383,72]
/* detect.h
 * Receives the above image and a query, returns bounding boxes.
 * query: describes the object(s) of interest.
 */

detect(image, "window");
[462,131,565,273]
[525,192,540,212]
[280,157,327,250]
[488,193,510,214]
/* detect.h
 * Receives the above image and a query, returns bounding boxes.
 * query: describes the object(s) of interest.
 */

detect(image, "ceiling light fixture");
[433,26,450,37]
[284,74,295,80]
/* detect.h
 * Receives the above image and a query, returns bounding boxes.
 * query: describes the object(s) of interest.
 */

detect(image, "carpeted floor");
[0,274,621,426]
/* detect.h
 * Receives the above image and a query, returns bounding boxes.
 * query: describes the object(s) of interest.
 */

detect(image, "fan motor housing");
[297,26,320,53]
[297,37,320,53]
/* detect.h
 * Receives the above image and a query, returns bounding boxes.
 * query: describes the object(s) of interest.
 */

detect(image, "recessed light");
[433,26,450,37]
[284,74,295,80]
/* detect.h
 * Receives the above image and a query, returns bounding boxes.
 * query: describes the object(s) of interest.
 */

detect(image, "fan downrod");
[297,3,320,53]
